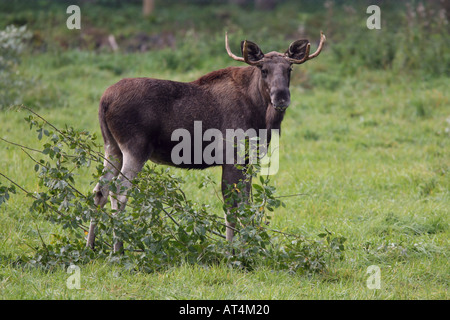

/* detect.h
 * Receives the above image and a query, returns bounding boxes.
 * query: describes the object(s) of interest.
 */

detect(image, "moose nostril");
[271,90,290,105]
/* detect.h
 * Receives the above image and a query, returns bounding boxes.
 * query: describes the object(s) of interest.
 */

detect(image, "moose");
[86,32,326,252]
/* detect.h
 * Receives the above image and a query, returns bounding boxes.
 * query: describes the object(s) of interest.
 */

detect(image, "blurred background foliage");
[0,0,448,108]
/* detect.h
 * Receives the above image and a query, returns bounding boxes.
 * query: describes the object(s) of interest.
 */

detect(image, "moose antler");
[225,32,264,66]
[286,31,326,64]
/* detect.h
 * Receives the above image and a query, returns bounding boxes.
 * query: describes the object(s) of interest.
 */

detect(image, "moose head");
[225,31,326,112]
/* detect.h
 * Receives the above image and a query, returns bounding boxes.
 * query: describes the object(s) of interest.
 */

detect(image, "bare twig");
[0,172,31,195]
[0,137,43,153]
[274,192,310,199]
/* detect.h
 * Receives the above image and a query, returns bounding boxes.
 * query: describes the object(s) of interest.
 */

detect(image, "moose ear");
[240,40,264,63]
[285,39,310,60]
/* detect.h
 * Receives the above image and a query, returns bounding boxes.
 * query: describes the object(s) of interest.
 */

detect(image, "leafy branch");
[0,107,346,274]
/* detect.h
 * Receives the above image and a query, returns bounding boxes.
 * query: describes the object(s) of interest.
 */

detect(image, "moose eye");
[261,69,268,77]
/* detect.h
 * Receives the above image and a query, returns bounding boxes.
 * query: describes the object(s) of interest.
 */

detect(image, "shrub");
[0,107,346,274]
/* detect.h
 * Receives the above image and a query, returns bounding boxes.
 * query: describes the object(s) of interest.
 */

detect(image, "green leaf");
[253,183,264,192]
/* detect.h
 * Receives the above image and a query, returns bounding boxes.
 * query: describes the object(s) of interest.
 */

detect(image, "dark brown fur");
[99,66,283,169]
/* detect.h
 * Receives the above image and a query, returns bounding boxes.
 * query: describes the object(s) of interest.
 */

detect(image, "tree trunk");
[255,0,276,11]
[143,0,154,17]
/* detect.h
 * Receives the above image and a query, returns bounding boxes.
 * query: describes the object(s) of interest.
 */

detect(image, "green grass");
[1,1,449,300]
[1,50,448,300]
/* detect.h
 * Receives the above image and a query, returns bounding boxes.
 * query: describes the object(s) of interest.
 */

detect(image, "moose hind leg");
[87,147,122,250]
[93,148,123,207]
[110,150,145,253]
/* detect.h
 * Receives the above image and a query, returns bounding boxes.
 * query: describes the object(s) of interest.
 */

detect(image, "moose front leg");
[221,164,251,243]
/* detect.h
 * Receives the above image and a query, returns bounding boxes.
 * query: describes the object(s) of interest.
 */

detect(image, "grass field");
[0,1,449,300]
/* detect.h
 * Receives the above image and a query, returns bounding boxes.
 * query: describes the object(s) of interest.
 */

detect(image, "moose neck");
[194,66,285,138]
[245,66,285,135]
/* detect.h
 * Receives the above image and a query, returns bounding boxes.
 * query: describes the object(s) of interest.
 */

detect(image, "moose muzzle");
[271,89,290,112]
